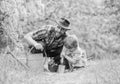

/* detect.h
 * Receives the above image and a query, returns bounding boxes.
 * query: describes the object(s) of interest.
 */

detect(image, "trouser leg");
[53,55,61,65]
[43,57,50,71]
[63,58,70,69]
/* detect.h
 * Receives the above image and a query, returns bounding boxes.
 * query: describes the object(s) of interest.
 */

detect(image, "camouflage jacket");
[32,25,67,57]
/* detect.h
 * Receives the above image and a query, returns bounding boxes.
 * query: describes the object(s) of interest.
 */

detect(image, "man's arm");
[24,30,38,46]
[24,26,48,50]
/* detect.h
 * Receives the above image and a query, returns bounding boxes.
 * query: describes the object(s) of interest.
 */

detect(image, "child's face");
[68,47,77,52]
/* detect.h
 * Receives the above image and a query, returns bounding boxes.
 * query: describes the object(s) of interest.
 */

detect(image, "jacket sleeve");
[32,25,51,41]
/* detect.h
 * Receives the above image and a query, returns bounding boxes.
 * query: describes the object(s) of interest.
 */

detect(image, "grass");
[0,53,120,84]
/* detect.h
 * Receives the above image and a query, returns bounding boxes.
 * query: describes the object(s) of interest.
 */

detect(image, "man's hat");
[57,18,70,30]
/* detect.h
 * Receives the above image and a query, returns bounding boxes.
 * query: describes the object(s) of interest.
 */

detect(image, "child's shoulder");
[73,47,86,54]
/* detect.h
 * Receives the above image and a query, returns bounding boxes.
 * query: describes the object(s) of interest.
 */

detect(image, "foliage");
[0,0,120,59]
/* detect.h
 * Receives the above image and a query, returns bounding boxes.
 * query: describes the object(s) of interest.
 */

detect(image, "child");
[61,35,87,71]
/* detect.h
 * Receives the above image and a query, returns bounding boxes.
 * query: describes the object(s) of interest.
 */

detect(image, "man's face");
[57,25,68,34]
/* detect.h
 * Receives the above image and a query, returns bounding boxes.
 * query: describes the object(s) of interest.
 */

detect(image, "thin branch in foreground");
[6,47,29,70]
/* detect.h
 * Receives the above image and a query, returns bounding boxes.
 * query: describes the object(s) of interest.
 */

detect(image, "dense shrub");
[0,0,120,59]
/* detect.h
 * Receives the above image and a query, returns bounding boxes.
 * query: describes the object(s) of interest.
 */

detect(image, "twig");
[7,51,29,70]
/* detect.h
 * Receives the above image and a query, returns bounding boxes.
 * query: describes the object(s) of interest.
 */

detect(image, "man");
[24,18,71,72]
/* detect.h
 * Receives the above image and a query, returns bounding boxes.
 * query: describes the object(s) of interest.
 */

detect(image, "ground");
[3,54,120,84]
[6,61,97,84]
[0,53,120,84]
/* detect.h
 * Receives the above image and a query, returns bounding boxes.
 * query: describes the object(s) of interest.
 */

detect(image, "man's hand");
[34,43,43,50]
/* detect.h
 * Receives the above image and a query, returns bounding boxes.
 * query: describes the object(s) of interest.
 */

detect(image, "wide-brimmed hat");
[57,18,71,30]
